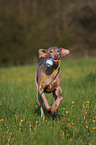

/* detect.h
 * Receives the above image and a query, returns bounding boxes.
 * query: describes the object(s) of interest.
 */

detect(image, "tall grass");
[0,58,96,145]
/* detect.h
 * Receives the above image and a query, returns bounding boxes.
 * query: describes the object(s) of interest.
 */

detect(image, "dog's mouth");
[54,58,59,63]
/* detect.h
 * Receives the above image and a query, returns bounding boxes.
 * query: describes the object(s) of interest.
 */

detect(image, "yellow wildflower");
[19,123,21,126]
[66,111,69,114]
[10,132,12,136]
[36,121,38,124]
[72,101,74,104]
[50,126,53,129]
[6,131,8,133]
[86,125,88,128]
[20,119,23,122]
[87,101,90,104]
[60,131,64,137]
[93,120,95,123]
[70,139,72,141]
[92,127,96,129]
[8,139,10,142]
[61,131,64,133]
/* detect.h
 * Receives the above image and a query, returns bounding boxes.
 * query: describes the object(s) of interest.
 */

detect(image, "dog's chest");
[41,64,61,92]
[43,76,59,93]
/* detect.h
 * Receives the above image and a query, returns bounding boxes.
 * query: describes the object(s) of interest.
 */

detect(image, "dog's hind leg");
[37,91,44,117]
[35,72,44,117]
[52,91,58,119]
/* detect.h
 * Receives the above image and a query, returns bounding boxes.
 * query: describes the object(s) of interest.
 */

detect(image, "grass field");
[0,57,96,145]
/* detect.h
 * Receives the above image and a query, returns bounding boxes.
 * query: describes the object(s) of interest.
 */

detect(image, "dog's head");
[39,47,70,64]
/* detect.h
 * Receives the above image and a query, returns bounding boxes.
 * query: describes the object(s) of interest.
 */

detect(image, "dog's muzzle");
[53,54,60,63]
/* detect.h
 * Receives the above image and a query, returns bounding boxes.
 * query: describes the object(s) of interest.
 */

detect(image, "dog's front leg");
[39,90,51,111]
[51,87,63,113]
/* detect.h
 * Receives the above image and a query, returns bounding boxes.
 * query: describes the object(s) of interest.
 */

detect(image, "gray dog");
[35,47,69,118]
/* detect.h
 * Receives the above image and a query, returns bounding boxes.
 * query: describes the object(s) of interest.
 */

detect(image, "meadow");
[0,57,96,145]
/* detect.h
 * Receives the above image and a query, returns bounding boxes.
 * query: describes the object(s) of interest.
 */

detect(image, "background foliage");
[0,0,96,65]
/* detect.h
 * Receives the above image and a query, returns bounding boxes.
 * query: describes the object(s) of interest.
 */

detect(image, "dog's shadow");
[35,104,60,120]
[35,105,50,117]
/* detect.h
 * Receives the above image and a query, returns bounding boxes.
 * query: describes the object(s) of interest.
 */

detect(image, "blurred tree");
[0,0,96,66]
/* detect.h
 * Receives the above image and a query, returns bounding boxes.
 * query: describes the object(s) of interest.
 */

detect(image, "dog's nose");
[54,54,59,59]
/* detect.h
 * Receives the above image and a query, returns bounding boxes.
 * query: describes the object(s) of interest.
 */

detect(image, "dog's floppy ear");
[60,48,70,57]
[38,49,47,58]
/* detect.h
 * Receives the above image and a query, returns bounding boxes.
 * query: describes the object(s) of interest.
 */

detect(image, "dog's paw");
[52,112,58,120]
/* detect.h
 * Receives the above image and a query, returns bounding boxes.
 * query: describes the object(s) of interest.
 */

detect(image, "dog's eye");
[57,50,60,53]
[50,50,53,53]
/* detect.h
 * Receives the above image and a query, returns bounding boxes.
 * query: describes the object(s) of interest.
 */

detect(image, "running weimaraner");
[35,47,69,118]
